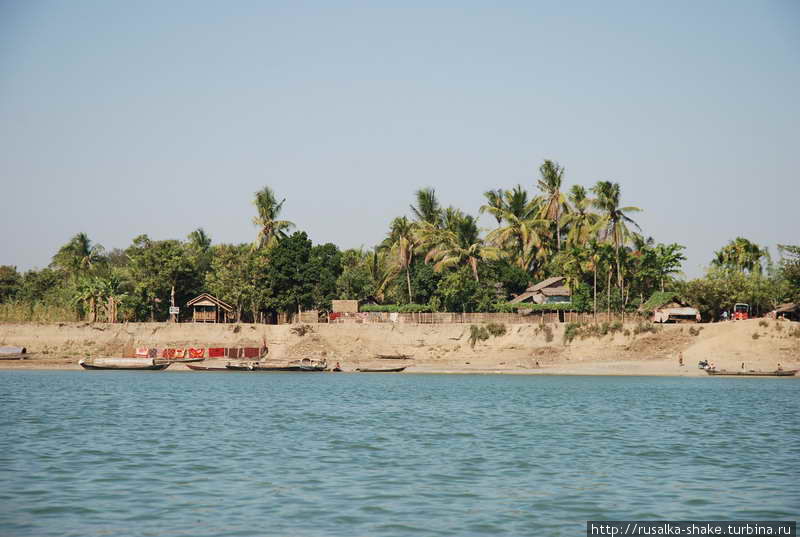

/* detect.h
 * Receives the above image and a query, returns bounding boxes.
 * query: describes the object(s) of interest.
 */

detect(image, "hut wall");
[331,300,359,313]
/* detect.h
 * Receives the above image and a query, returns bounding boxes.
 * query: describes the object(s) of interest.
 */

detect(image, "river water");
[0,371,797,536]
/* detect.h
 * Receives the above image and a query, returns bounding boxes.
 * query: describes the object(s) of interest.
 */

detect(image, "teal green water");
[0,372,798,536]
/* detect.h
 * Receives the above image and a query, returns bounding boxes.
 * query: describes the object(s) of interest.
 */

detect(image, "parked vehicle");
[733,303,750,320]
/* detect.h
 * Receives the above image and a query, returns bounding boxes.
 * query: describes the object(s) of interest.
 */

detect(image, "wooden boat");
[705,369,797,377]
[79,357,171,371]
[0,346,28,360]
[225,358,327,372]
[186,363,230,371]
[375,354,414,360]
[356,366,407,373]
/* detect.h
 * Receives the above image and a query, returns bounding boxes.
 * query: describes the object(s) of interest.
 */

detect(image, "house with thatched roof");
[640,292,699,323]
[510,276,571,305]
[186,293,234,323]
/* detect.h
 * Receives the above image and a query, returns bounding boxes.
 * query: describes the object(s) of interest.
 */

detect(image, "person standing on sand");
[678,353,684,366]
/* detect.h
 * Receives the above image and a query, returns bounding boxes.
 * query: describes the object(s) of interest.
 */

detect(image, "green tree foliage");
[205,244,267,322]
[263,231,315,314]
[712,237,769,274]
[252,186,294,250]
[51,232,106,280]
[0,266,21,302]
[778,244,800,302]
[308,243,342,311]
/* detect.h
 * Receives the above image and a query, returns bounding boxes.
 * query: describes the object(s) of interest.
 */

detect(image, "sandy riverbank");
[0,318,797,376]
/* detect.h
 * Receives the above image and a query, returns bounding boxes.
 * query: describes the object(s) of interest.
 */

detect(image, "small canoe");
[225,359,327,372]
[356,366,407,373]
[79,357,171,371]
[375,354,414,360]
[705,369,797,377]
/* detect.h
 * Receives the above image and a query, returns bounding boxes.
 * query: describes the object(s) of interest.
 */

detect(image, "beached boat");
[356,366,407,373]
[186,363,230,371]
[375,354,414,360]
[705,369,797,377]
[225,358,327,372]
[0,346,28,360]
[79,357,172,371]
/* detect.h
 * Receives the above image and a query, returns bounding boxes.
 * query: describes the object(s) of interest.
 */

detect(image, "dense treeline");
[0,161,797,322]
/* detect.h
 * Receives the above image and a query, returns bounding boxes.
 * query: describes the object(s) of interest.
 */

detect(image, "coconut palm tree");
[425,211,494,281]
[252,186,294,249]
[188,228,212,252]
[535,160,570,252]
[51,233,106,280]
[480,188,505,225]
[410,187,442,228]
[482,186,548,273]
[383,217,416,302]
[562,185,599,248]
[591,181,642,297]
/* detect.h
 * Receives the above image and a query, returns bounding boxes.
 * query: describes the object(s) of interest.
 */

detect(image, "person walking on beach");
[678,353,684,367]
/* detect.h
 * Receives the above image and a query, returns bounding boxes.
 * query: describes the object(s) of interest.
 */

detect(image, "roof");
[541,286,571,297]
[526,276,565,293]
[774,303,799,313]
[640,292,689,312]
[509,291,536,304]
[186,293,233,312]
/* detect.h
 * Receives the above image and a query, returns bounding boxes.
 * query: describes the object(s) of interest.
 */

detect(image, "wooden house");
[186,293,234,323]
[510,276,571,305]
[639,292,699,323]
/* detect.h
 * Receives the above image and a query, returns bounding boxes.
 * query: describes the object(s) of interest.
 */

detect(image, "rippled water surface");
[0,371,798,536]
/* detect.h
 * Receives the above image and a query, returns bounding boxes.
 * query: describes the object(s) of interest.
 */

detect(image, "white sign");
[169,306,180,315]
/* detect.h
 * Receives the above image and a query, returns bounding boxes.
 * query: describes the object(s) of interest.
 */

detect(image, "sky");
[1,0,798,278]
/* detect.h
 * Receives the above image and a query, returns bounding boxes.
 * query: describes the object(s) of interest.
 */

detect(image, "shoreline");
[0,318,798,377]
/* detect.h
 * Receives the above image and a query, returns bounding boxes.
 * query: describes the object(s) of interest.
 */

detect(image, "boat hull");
[705,369,797,377]
[79,357,171,371]
[356,366,407,373]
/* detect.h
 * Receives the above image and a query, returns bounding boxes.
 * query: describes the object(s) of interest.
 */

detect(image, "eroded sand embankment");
[0,319,798,376]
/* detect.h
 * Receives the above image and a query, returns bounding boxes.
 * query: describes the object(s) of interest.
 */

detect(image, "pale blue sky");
[1,0,798,278]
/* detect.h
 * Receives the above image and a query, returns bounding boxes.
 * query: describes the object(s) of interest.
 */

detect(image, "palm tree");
[51,232,106,280]
[252,186,294,249]
[425,211,493,281]
[188,228,212,252]
[410,188,442,228]
[655,243,686,292]
[562,185,599,248]
[480,188,505,225]
[383,217,416,302]
[712,237,769,274]
[368,248,399,304]
[536,160,570,252]
[591,181,642,298]
[482,186,548,273]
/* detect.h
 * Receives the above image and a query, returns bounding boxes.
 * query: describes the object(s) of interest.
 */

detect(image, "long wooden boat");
[225,358,327,372]
[375,354,414,360]
[705,369,797,377]
[79,357,171,371]
[186,363,230,371]
[356,366,407,373]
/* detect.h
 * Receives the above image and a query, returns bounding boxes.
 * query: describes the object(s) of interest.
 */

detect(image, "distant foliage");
[360,304,432,313]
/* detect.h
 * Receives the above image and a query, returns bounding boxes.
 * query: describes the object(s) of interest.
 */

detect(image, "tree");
[482,186,548,273]
[410,187,442,227]
[383,216,416,302]
[562,185,599,248]
[308,243,342,311]
[591,181,642,299]
[51,232,106,280]
[0,266,21,303]
[424,210,493,281]
[712,237,769,275]
[263,232,314,314]
[206,244,265,322]
[252,186,294,249]
[536,160,569,252]
[654,243,686,292]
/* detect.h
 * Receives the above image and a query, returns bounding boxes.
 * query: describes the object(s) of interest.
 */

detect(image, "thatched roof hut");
[640,292,699,323]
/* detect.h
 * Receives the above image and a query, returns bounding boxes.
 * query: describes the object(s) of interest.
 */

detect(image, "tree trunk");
[593,265,597,322]
[406,265,413,304]
[607,269,612,317]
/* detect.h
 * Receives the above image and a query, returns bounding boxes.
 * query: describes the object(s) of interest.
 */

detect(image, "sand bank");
[0,318,797,376]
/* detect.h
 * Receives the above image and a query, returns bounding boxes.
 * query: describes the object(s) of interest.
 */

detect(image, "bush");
[789,326,800,338]
[751,332,760,340]
[633,322,658,336]
[688,326,703,336]
[486,322,506,337]
[758,319,768,327]
[468,325,491,348]
[774,322,783,332]
[563,322,582,345]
